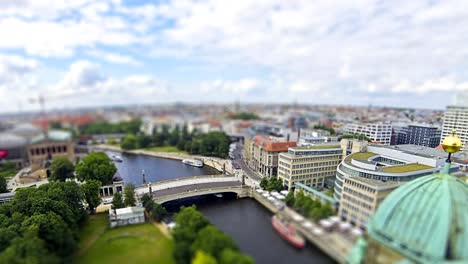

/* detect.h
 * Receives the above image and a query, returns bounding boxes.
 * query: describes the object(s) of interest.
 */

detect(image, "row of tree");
[0,181,88,263]
[227,112,260,120]
[111,184,137,209]
[79,119,142,136]
[340,133,372,142]
[120,125,231,158]
[259,176,284,192]
[285,190,334,221]
[173,206,253,264]
[140,194,167,222]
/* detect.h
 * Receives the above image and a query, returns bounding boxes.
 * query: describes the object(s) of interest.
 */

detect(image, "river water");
[106,151,219,185]
[109,151,334,264]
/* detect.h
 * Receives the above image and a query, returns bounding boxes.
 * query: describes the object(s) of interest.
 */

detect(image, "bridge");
[135,175,251,204]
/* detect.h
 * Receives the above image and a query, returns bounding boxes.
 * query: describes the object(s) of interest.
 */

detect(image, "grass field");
[75,214,175,264]
[147,146,188,154]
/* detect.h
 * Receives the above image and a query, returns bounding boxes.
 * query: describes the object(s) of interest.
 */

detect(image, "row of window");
[30,145,68,156]
[342,193,373,211]
[343,186,375,203]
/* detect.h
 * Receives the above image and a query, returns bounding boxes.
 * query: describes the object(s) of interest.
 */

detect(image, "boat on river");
[272,215,305,249]
[182,159,203,167]
[111,155,123,162]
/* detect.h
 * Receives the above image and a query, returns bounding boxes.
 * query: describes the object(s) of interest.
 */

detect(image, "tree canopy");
[81,180,102,213]
[75,152,117,184]
[123,183,136,207]
[111,192,125,209]
[49,157,75,182]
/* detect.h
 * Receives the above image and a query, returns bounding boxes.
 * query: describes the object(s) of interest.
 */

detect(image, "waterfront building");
[278,145,342,191]
[246,135,296,177]
[335,144,459,228]
[343,123,392,145]
[441,105,468,152]
[396,123,441,147]
[348,133,467,264]
[297,129,338,146]
[27,130,75,171]
[109,206,145,228]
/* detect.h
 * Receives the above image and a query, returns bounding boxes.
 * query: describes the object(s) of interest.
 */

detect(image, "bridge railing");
[136,174,234,189]
[153,186,249,203]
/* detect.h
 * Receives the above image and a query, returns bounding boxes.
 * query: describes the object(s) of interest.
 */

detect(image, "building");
[246,135,296,177]
[340,139,369,159]
[397,124,441,147]
[100,172,124,197]
[278,145,342,191]
[109,206,145,228]
[347,136,467,263]
[344,123,392,145]
[297,129,338,146]
[0,133,28,168]
[335,144,459,228]
[27,130,75,171]
[441,105,468,152]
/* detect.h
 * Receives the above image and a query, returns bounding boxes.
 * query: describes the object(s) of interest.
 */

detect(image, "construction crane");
[29,94,48,137]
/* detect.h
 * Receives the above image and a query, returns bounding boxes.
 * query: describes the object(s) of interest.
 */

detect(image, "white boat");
[112,155,123,162]
[214,194,223,198]
[182,159,203,167]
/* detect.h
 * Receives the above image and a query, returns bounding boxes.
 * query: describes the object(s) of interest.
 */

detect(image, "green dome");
[367,168,468,263]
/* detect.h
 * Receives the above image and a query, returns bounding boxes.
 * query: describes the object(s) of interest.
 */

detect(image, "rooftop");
[292,144,341,150]
[345,152,377,163]
[346,176,403,188]
[380,163,433,173]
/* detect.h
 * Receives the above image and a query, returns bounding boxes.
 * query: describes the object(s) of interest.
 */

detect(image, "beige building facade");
[278,145,342,191]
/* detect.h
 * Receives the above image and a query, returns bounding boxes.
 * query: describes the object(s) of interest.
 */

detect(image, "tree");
[285,191,295,207]
[136,134,152,148]
[121,119,142,135]
[141,193,154,212]
[49,157,75,182]
[75,152,117,184]
[191,225,238,260]
[112,192,125,209]
[259,177,268,190]
[121,135,137,150]
[192,251,217,264]
[219,248,254,264]
[81,180,102,213]
[124,183,136,207]
[0,176,7,193]
[151,203,167,222]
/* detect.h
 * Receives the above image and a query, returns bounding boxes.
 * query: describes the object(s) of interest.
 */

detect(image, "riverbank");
[94,144,233,175]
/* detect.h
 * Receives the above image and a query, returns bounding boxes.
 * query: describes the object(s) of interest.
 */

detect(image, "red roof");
[253,135,296,152]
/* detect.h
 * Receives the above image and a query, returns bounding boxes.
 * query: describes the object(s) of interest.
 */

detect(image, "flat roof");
[292,144,341,150]
[345,152,377,163]
[380,163,433,173]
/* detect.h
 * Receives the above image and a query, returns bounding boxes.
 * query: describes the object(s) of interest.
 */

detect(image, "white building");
[441,106,468,153]
[344,123,392,145]
[109,206,145,228]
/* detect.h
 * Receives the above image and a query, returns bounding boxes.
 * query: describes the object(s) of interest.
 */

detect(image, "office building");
[335,144,459,228]
[344,123,392,145]
[397,124,441,148]
[245,135,296,177]
[441,105,468,152]
[278,145,342,191]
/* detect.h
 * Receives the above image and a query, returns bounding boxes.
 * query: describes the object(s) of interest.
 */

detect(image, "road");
[231,142,263,182]
[150,181,242,198]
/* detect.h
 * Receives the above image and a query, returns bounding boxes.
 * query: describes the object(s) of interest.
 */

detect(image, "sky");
[1,0,468,113]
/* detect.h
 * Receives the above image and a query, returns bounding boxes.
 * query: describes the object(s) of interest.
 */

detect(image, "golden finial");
[442,130,462,154]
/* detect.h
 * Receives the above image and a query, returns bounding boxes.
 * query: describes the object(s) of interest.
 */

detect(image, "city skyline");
[1,0,468,112]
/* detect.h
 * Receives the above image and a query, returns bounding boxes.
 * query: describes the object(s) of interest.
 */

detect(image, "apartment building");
[397,124,441,148]
[278,145,342,191]
[297,129,338,146]
[441,105,468,152]
[246,135,296,177]
[344,123,392,145]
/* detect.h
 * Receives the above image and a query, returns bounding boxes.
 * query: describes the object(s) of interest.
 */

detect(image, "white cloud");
[288,81,321,94]
[200,78,260,94]
[87,50,140,66]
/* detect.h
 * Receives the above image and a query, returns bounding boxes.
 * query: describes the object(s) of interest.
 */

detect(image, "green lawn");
[75,214,175,264]
[345,152,377,163]
[146,146,188,154]
[380,163,433,173]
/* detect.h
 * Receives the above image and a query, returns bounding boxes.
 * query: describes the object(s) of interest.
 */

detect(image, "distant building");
[340,139,369,159]
[396,124,441,147]
[0,133,28,168]
[246,135,296,177]
[27,130,75,171]
[109,207,145,228]
[441,105,468,152]
[298,129,338,146]
[278,145,342,191]
[335,144,459,229]
[344,123,392,145]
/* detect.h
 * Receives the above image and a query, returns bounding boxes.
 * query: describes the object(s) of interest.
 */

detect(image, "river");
[109,151,334,264]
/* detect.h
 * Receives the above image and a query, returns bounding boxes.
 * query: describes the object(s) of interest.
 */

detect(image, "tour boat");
[112,155,123,162]
[182,159,203,167]
[214,194,223,198]
[271,215,305,249]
